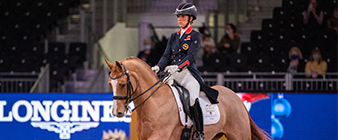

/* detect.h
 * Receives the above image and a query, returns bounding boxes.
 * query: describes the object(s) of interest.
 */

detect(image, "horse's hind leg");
[225,129,250,140]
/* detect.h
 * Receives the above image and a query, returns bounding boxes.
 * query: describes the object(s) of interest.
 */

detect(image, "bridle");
[108,62,170,112]
[109,63,133,101]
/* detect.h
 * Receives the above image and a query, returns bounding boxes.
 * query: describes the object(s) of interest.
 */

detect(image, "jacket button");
[174,60,176,62]
[179,59,181,61]
[173,49,175,52]
[179,55,181,57]
[179,49,181,51]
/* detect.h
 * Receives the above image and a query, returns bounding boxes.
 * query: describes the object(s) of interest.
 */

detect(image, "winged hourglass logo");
[31,122,99,139]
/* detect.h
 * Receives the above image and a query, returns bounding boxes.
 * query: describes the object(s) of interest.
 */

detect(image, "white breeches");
[170,69,200,106]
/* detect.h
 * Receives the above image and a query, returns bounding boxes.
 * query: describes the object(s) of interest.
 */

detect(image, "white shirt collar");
[181,25,191,34]
[181,28,187,34]
[180,26,190,38]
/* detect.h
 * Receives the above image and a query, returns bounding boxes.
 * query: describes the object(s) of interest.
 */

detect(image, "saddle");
[172,80,192,120]
[170,80,220,126]
[171,80,220,140]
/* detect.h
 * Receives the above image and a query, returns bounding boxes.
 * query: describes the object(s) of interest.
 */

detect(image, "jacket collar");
[177,26,193,35]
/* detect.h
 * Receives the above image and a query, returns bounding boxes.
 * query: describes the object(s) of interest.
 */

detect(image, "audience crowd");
[137,0,336,79]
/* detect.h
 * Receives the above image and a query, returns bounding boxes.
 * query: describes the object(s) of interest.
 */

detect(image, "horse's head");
[105,59,135,118]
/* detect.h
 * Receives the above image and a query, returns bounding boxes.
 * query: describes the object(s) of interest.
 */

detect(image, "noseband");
[108,62,170,112]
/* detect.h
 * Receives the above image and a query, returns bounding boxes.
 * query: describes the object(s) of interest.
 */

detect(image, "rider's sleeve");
[156,33,174,71]
[177,32,200,71]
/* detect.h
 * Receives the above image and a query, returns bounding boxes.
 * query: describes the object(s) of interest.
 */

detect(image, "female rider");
[151,3,219,140]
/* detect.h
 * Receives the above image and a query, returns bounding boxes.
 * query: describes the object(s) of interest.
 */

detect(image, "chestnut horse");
[105,57,270,140]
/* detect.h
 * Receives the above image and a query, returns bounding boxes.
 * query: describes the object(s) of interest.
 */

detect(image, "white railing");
[30,64,50,93]
[7,66,335,93]
[291,73,338,92]
[201,72,338,93]
[0,72,40,93]
[86,70,338,93]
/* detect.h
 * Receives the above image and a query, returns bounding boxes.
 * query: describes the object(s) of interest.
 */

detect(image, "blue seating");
[262,19,279,33]
[208,52,229,72]
[229,54,248,72]
[48,42,66,58]
[262,42,283,56]
[282,0,301,9]
[249,54,270,72]
[241,42,260,56]
[69,42,87,66]
[243,0,337,75]
[273,7,291,26]
[271,31,291,45]
[325,54,337,72]
[0,0,80,46]
[250,30,269,44]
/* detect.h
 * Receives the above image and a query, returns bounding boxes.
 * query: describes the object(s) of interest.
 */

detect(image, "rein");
[109,62,170,112]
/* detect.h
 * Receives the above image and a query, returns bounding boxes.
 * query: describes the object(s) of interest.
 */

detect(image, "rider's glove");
[164,65,179,75]
[151,66,160,74]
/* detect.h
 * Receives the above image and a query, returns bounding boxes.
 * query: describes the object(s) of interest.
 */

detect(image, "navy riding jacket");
[157,26,219,104]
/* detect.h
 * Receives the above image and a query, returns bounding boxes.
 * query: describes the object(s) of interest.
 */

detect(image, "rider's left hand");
[151,66,160,74]
[164,65,179,74]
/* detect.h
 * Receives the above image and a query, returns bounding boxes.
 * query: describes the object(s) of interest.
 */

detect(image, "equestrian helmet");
[174,3,197,20]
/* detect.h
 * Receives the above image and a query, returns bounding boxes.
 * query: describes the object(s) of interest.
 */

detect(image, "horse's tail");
[248,113,272,140]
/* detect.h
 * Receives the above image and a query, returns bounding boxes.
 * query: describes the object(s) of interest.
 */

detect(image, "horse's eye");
[121,84,126,88]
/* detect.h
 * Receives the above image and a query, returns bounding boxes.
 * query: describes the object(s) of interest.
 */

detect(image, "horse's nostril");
[117,112,123,116]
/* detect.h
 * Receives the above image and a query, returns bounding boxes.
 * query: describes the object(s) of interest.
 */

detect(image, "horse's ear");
[115,61,123,70]
[104,59,114,70]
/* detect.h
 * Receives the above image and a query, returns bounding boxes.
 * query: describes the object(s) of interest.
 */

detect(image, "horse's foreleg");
[145,135,162,140]
[141,126,183,140]
[139,131,162,140]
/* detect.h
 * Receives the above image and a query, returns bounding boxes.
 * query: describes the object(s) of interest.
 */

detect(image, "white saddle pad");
[169,85,220,126]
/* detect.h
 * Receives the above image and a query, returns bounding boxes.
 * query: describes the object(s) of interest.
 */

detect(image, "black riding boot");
[191,98,204,140]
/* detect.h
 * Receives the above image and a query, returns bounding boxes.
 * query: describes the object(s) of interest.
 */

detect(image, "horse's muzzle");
[116,112,124,118]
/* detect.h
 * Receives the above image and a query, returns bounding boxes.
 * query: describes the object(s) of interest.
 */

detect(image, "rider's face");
[177,15,190,29]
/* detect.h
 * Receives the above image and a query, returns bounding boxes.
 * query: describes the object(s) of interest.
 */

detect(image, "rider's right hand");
[151,66,160,74]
